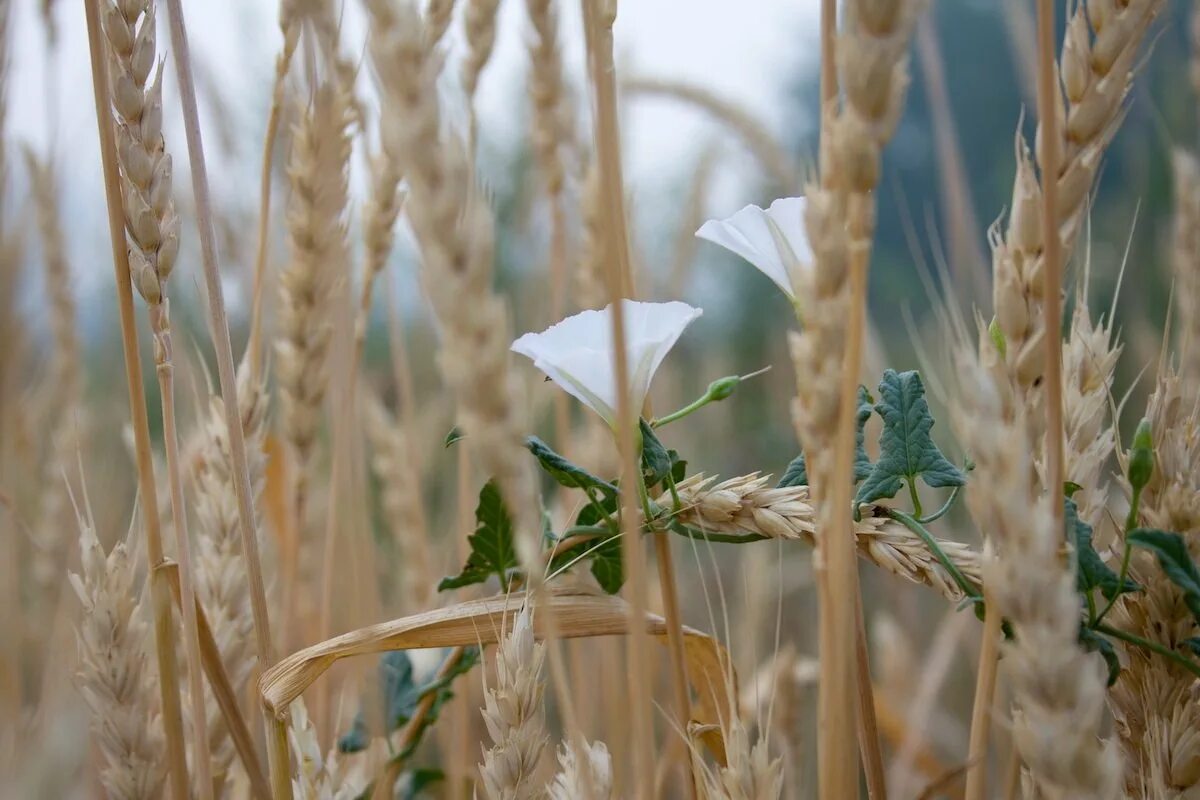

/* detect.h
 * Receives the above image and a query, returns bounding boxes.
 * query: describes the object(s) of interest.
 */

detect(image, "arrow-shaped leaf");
[437,481,519,592]
[778,386,873,488]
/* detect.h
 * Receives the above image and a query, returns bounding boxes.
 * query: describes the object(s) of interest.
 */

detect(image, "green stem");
[666,522,768,545]
[907,480,924,518]
[917,485,961,525]
[886,508,980,601]
[650,393,715,429]
[1094,623,1200,679]
[1095,484,1143,625]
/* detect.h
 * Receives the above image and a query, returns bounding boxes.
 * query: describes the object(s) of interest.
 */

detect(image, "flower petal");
[511,300,703,426]
[695,196,811,300]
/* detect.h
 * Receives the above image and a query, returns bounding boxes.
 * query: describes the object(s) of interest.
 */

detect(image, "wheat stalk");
[69,494,166,799]
[479,606,549,800]
[953,350,1121,799]
[666,473,981,601]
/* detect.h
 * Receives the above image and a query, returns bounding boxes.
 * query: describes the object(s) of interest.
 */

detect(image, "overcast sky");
[5,0,821,308]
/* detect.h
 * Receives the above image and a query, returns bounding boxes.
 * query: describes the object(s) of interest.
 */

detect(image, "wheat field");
[1,0,1198,797]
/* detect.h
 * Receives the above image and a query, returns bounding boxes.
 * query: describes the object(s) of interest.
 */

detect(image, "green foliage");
[1079,626,1121,687]
[1068,499,1138,601]
[855,370,965,506]
[639,419,685,488]
[438,481,518,592]
[526,436,617,499]
[778,386,873,488]
[338,648,481,755]
[444,426,465,448]
[1128,529,1200,625]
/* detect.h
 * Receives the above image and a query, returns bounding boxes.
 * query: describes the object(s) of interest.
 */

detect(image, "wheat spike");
[190,361,269,788]
[462,0,501,103]
[1059,304,1121,528]
[990,0,1163,415]
[666,473,981,601]
[952,350,1121,799]
[479,606,549,800]
[1108,369,1200,794]
[275,83,353,531]
[694,718,784,800]
[1174,150,1200,386]
[547,739,612,800]
[70,502,166,799]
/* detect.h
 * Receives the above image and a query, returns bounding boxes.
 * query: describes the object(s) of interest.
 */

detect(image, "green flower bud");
[1128,418,1154,491]
[707,375,740,402]
[988,317,1007,358]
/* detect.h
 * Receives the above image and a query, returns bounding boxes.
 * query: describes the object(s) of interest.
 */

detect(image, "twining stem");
[907,480,924,519]
[1035,0,1066,534]
[1095,623,1200,679]
[917,485,961,525]
[152,309,215,800]
[80,2,189,795]
[964,592,1002,800]
[885,509,981,601]
[160,1,290,795]
[1095,483,1143,625]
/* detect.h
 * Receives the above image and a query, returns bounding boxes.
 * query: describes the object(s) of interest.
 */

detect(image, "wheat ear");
[548,739,613,800]
[990,0,1163,415]
[462,0,501,108]
[479,606,549,800]
[666,473,981,601]
[1173,151,1200,385]
[1107,370,1200,794]
[191,362,269,789]
[953,350,1121,799]
[275,83,353,555]
[70,493,166,800]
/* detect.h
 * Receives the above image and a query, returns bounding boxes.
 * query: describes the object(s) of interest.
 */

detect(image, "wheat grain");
[288,698,367,799]
[479,605,549,800]
[70,501,166,799]
[952,350,1121,799]
[666,473,981,601]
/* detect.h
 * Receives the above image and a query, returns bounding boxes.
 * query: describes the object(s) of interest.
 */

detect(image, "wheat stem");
[81,2,189,794]
[159,1,288,794]
[963,592,1001,800]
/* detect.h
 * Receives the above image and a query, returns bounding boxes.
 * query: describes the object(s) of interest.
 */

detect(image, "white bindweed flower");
[695,196,812,300]
[512,300,703,427]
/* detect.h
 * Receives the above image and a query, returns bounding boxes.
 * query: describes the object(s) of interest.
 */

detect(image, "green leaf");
[639,419,676,488]
[1064,481,1083,498]
[437,481,519,592]
[1186,637,1200,658]
[525,436,617,499]
[1067,499,1138,601]
[400,768,445,799]
[1128,529,1200,625]
[338,648,481,755]
[444,426,465,448]
[778,386,873,488]
[548,528,625,594]
[855,370,965,506]
[1079,626,1122,686]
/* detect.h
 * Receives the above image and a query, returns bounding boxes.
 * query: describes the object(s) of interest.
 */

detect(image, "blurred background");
[2,0,1197,795]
